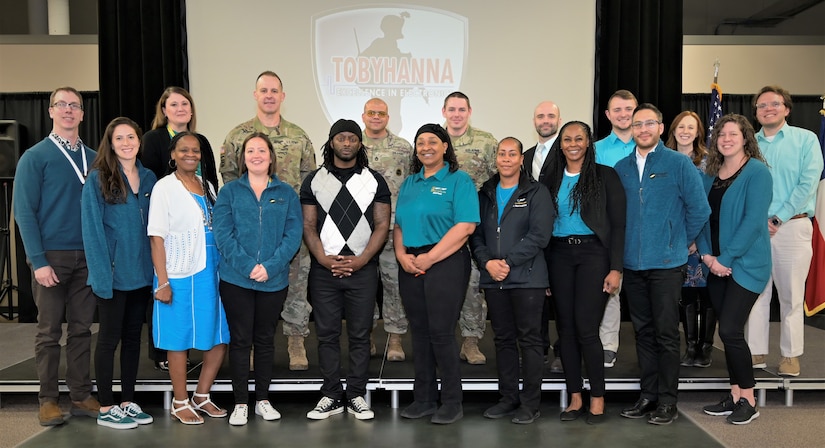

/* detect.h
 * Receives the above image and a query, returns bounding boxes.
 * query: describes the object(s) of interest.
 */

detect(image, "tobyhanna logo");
[312,6,468,143]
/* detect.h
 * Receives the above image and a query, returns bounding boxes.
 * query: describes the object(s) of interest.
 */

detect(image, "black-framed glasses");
[51,101,83,111]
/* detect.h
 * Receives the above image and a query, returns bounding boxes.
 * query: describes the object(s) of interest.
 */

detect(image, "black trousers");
[95,287,150,406]
[624,266,685,405]
[485,287,545,412]
[309,261,377,400]
[548,241,610,397]
[399,245,470,405]
[219,281,287,404]
[707,275,759,389]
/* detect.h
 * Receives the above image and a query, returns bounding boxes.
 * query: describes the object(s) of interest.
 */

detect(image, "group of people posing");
[14,72,821,432]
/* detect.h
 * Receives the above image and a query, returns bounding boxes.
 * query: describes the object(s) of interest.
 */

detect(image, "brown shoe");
[459,336,487,365]
[778,356,800,377]
[39,401,64,426]
[71,396,101,418]
[287,335,309,371]
[752,354,767,369]
[387,333,406,362]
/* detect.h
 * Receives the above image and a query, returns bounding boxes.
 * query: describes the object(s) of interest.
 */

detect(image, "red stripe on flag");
[805,181,825,316]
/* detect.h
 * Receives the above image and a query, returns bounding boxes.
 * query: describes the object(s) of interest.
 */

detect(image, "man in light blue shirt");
[593,89,638,368]
[746,85,823,377]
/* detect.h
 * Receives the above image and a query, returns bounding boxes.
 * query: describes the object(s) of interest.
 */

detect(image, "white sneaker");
[255,400,281,421]
[229,404,248,426]
[347,396,375,420]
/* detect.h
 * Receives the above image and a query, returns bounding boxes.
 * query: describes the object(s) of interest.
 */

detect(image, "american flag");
[706,82,723,147]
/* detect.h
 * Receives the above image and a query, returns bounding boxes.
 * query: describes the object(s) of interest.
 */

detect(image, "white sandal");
[170,398,203,425]
[192,392,227,418]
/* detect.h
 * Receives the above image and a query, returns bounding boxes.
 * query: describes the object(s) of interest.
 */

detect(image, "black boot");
[680,300,698,367]
[694,298,717,368]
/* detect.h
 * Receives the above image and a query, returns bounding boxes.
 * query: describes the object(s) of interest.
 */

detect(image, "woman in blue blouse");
[470,137,553,424]
[698,114,772,425]
[545,121,626,424]
[394,124,479,425]
[82,117,157,429]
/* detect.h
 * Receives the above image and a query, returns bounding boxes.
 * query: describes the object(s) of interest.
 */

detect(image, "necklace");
[175,172,212,230]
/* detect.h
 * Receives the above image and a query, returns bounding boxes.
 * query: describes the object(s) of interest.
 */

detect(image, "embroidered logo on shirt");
[431,186,448,196]
[513,197,528,208]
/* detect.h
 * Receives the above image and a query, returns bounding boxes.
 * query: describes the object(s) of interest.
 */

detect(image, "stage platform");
[1,322,822,409]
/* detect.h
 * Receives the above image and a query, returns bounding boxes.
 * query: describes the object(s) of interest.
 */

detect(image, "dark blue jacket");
[81,162,157,298]
[212,173,302,291]
[614,142,710,270]
[471,173,553,289]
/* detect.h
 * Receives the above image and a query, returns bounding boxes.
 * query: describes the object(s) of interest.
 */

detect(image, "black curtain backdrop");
[98,0,188,133]
[594,0,683,139]
[0,91,101,322]
[0,92,102,151]
[681,94,823,138]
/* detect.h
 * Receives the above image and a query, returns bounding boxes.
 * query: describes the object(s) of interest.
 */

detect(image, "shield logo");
[312,6,468,143]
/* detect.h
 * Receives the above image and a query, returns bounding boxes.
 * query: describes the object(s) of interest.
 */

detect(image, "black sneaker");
[726,398,759,425]
[703,394,736,416]
[306,396,344,420]
[346,396,374,420]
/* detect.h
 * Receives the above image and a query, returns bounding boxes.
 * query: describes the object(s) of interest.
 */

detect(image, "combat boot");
[387,333,405,361]
[460,336,486,365]
[288,335,309,371]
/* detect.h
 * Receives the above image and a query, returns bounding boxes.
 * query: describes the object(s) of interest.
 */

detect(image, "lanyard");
[49,135,88,184]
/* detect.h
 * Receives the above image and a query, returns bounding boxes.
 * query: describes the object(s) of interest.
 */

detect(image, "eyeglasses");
[365,110,388,117]
[51,101,83,111]
[755,101,784,110]
[631,120,660,130]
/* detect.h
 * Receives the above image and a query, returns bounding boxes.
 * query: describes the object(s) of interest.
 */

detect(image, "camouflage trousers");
[283,243,311,337]
[459,258,487,338]
[372,232,408,334]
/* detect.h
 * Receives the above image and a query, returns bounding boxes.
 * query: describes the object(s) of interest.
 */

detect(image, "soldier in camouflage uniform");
[220,71,316,371]
[361,98,412,362]
[442,92,497,365]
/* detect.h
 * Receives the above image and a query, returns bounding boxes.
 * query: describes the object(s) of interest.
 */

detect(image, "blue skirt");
[153,229,229,351]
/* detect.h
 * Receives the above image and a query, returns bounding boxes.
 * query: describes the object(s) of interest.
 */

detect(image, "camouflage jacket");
[363,130,413,226]
[220,116,316,193]
[449,125,497,190]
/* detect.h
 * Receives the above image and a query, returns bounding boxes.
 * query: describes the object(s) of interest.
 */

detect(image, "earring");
[168,159,176,169]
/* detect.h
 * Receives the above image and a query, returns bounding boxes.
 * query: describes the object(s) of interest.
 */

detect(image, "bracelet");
[154,282,170,293]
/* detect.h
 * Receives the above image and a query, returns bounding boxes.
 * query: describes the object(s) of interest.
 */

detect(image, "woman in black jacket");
[545,121,626,424]
[140,86,220,371]
[470,137,554,424]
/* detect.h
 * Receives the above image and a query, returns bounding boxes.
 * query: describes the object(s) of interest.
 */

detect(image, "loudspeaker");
[0,121,19,180]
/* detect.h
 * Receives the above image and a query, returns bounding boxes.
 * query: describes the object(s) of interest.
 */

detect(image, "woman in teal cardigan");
[82,117,157,429]
[696,114,772,425]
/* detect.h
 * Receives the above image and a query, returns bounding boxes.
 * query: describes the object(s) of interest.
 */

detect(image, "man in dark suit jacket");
[522,101,562,184]
[522,101,563,374]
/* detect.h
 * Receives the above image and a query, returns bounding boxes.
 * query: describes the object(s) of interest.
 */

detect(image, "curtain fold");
[594,0,683,138]
[98,0,188,132]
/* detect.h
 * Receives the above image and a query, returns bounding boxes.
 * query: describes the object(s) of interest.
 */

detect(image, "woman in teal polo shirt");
[394,123,479,425]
